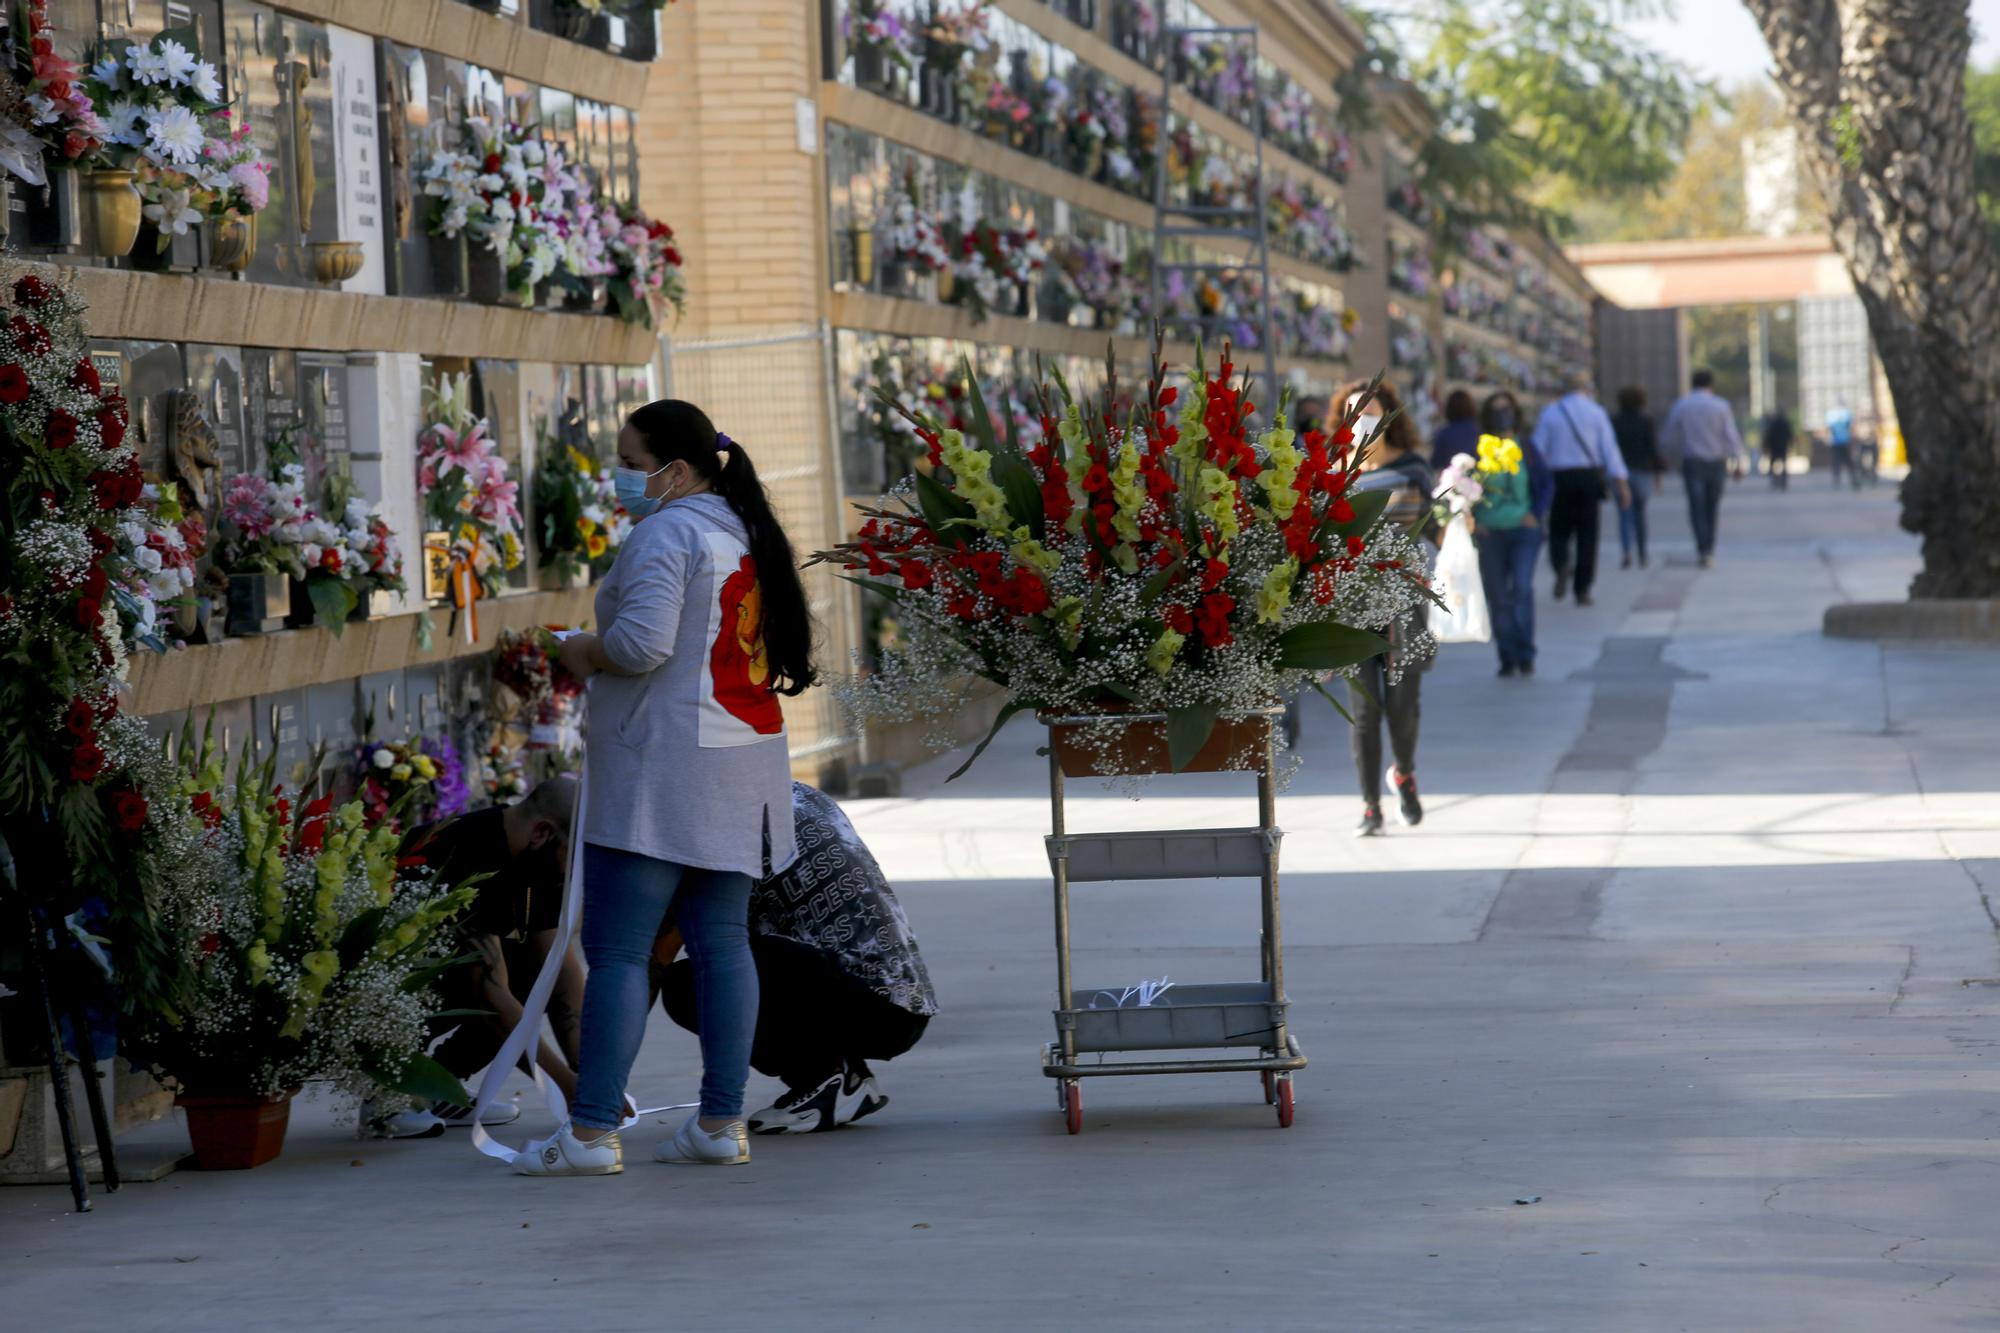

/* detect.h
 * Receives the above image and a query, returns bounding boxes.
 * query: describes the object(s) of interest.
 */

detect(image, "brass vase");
[82,167,141,258]
[851,226,875,286]
[309,239,365,285]
[210,214,256,273]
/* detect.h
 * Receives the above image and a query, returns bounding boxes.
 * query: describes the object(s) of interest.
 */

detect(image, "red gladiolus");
[111,790,148,832]
[1330,497,1355,523]
[69,742,105,782]
[897,559,933,591]
[63,698,92,737]
[296,796,333,853]
[1200,560,1230,593]
[198,932,220,957]
[44,408,76,450]
[0,363,27,403]
[1163,603,1193,635]
[69,358,99,396]
[191,790,223,828]
[1345,535,1366,557]
[1195,591,1236,649]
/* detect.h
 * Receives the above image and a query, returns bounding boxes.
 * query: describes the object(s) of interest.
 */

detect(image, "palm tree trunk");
[1746,0,2000,596]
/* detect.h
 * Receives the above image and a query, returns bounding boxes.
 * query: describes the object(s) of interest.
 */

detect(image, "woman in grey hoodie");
[520,400,816,1176]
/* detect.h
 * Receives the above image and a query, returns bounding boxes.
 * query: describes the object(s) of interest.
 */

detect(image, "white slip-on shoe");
[654,1114,751,1165]
[513,1122,622,1176]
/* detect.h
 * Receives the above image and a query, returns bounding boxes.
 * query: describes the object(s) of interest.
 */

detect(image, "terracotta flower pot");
[1042,708,1273,778]
[176,1090,295,1170]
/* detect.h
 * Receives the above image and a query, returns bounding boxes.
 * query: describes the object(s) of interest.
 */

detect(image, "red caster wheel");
[1262,1070,1276,1105]
[1064,1082,1082,1135]
[1275,1077,1294,1128]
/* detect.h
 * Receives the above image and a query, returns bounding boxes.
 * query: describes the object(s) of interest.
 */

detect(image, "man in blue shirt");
[1530,374,1630,606]
[1661,370,1747,566]
[1826,402,1856,490]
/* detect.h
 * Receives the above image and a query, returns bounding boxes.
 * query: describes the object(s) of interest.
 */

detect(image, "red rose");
[69,358,99,396]
[62,132,90,159]
[96,405,125,450]
[8,316,49,356]
[0,364,27,403]
[69,742,105,782]
[110,790,148,832]
[63,698,92,737]
[44,408,76,450]
[197,932,220,957]
[320,548,342,574]
[483,152,502,171]
[12,274,50,306]
[74,595,100,628]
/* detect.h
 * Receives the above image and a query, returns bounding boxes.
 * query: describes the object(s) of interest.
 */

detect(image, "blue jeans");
[573,844,756,1129]
[1476,525,1542,669]
[1683,458,1726,557]
[1617,470,1652,561]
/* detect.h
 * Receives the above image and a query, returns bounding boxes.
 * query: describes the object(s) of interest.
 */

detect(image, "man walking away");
[1761,409,1794,491]
[1826,401,1856,489]
[1661,370,1745,568]
[1530,372,1629,606]
[1611,385,1661,568]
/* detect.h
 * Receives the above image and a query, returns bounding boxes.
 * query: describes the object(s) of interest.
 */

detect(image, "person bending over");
[651,784,936,1134]
[368,776,585,1139]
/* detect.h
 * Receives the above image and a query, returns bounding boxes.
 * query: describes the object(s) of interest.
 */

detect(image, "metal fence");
[658,325,859,776]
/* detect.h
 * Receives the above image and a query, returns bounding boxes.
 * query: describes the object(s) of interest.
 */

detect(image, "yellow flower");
[245,938,271,987]
[586,534,608,558]
[1258,423,1302,520]
[939,428,1012,535]
[390,763,413,781]
[1475,434,1522,475]
[501,530,524,569]
[412,754,438,780]
[1009,526,1061,576]
[1256,559,1298,624]
[577,516,597,538]
[1196,464,1240,554]
[1147,627,1186,675]
[567,446,592,473]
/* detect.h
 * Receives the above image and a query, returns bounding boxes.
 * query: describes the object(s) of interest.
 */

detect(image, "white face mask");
[1353,413,1382,441]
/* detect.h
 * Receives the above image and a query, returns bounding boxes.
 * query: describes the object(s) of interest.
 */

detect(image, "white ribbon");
[1088,975,1175,1010]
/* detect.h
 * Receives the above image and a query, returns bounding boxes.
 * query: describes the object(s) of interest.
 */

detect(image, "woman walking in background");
[1472,412,1554,678]
[1339,378,1436,837]
[1611,386,1662,568]
[520,399,817,1176]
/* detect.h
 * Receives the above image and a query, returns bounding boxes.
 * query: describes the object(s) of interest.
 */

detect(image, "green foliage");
[1965,63,2000,250]
[1343,1,1713,238]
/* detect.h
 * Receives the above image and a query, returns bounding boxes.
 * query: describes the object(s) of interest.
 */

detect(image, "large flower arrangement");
[845,0,919,75]
[946,214,1046,322]
[534,427,627,582]
[216,444,377,630]
[603,199,685,327]
[0,0,102,186]
[1267,176,1358,273]
[357,734,468,828]
[123,483,200,642]
[83,32,267,249]
[423,114,558,299]
[126,732,475,1102]
[1388,235,1434,298]
[1053,237,1140,330]
[340,497,406,599]
[416,372,523,601]
[814,343,1435,773]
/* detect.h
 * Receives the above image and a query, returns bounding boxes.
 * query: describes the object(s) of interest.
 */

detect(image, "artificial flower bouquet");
[814,338,1436,776]
[82,30,268,249]
[126,725,476,1104]
[533,426,627,583]
[357,734,468,828]
[604,199,685,327]
[0,0,102,186]
[1433,433,1524,527]
[417,372,524,601]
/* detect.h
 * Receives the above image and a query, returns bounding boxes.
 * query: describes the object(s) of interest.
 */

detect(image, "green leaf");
[913,470,974,539]
[1276,622,1391,672]
[1311,678,1356,725]
[945,699,1029,783]
[1166,701,1220,773]
[401,950,482,993]
[989,450,1044,536]
[375,1051,470,1108]
[1099,682,1141,703]
[837,573,907,602]
[1336,487,1392,538]
[960,357,1000,458]
[1139,551,1185,603]
[336,906,388,970]
[305,576,358,638]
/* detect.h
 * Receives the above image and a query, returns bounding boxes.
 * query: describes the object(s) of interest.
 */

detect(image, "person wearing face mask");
[517,400,816,1176]
[366,776,586,1139]
[1337,378,1436,837]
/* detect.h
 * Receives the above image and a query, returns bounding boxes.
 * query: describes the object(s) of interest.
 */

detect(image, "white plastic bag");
[1430,514,1491,644]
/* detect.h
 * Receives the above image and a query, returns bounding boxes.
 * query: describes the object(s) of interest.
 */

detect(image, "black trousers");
[1349,654,1420,806]
[1547,468,1604,595]
[659,935,929,1092]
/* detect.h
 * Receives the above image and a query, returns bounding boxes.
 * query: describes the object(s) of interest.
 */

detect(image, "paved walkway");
[9,477,2000,1331]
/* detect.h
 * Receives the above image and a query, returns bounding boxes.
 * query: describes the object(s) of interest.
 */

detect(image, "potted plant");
[809,343,1436,779]
[126,730,479,1170]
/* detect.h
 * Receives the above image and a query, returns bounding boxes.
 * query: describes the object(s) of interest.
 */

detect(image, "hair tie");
[716,431,735,468]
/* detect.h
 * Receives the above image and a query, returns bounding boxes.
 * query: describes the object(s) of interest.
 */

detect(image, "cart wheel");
[1275,1077,1294,1128]
[1262,1070,1276,1105]
[1065,1082,1082,1135]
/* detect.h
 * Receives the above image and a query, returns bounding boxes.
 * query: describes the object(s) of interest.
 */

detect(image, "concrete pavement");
[8,475,2000,1330]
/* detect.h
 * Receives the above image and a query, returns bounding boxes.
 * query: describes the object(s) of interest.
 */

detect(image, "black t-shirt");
[400,807,563,942]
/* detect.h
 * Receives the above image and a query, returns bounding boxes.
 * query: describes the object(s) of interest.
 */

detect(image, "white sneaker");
[835,1064,889,1127]
[749,1074,841,1135]
[653,1114,751,1165]
[513,1123,622,1176]
[361,1100,446,1140]
[432,1099,522,1128]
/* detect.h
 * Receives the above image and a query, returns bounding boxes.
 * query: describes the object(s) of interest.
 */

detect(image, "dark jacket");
[1429,416,1481,473]
[1612,408,1660,474]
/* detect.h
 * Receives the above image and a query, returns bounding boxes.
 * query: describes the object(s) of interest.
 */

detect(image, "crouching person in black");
[654,783,936,1134]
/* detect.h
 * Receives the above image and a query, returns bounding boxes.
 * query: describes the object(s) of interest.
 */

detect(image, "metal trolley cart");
[1038,707,1306,1133]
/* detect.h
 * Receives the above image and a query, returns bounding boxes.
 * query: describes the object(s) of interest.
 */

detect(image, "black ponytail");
[627,399,817,696]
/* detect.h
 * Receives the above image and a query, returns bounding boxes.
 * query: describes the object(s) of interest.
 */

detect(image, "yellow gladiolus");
[1147,627,1186,675]
[1257,558,1298,624]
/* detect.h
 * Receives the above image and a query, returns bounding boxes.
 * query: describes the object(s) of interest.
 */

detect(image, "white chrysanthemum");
[145,105,205,164]
[155,38,198,87]
[190,60,222,104]
[101,100,144,148]
[124,43,168,86]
